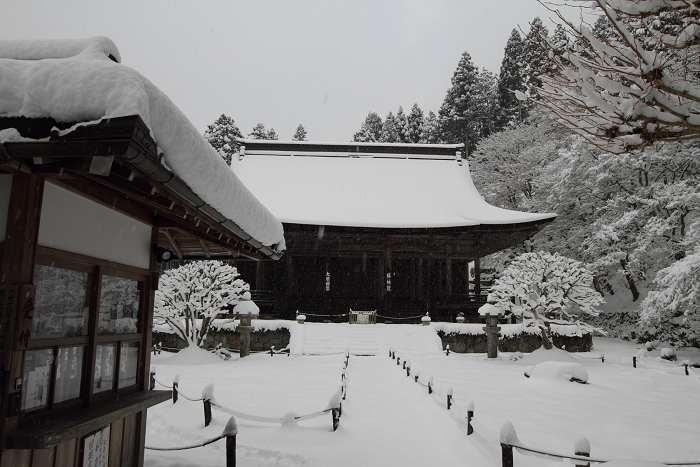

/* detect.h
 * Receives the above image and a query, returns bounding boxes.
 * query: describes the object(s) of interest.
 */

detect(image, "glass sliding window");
[98,276,139,334]
[33,264,90,339]
[93,344,116,394]
[21,349,54,412]
[54,346,84,404]
[118,342,139,389]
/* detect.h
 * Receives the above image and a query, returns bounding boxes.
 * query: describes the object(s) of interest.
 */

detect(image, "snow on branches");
[490,251,604,347]
[532,0,700,153]
[154,261,249,348]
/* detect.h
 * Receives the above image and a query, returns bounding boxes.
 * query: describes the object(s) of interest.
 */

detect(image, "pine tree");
[353,112,383,142]
[292,124,308,141]
[203,114,243,166]
[395,106,409,143]
[249,123,268,140]
[379,111,400,143]
[405,104,424,144]
[496,29,528,130]
[522,17,550,100]
[438,51,479,154]
[266,128,279,140]
[420,111,440,144]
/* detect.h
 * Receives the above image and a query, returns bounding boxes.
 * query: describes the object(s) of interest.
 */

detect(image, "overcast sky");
[2,1,567,141]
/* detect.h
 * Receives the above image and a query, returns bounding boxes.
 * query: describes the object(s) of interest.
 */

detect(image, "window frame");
[21,250,149,421]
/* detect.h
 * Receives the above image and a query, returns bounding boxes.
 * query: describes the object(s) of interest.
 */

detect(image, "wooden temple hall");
[209,139,556,322]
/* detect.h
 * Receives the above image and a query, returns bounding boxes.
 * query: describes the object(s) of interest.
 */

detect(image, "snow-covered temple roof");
[0,37,285,254]
[233,139,556,229]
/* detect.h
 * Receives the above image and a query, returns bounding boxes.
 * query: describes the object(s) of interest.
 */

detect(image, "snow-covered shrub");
[491,251,604,348]
[659,348,677,361]
[640,245,700,348]
[155,261,249,348]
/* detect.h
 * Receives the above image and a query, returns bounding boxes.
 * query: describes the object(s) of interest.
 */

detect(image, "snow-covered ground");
[145,325,700,467]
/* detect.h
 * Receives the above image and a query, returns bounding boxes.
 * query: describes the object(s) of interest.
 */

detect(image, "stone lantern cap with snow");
[233,291,259,327]
[478,295,503,328]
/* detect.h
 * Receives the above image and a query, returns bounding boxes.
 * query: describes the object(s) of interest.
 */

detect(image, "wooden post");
[447,387,453,410]
[223,416,238,467]
[226,434,236,467]
[633,356,636,368]
[445,345,450,356]
[342,380,347,400]
[270,346,275,357]
[149,371,155,390]
[414,370,419,383]
[501,444,513,467]
[685,364,689,375]
[203,399,212,427]
[173,381,179,403]
[397,356,400,366]
[428,376,433,394]
[406,362,410,377]
[467,404,474,436]
[332,408,340,431]
[574,437,591,467]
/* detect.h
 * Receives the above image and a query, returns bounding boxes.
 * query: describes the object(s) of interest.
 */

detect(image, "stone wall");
[153,328,291,353]
[153,327,591,354]
[439,331,593,353]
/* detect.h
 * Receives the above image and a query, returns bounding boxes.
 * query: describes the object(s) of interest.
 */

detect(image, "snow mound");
[520,347,581,365]
[158,346,225,365]
[527,361,588,383]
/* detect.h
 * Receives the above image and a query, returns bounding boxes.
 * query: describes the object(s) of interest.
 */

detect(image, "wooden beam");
[164,229,183,259]
[199,240,211,259]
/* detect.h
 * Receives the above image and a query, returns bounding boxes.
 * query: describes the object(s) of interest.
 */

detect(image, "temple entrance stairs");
[288,323,443,356]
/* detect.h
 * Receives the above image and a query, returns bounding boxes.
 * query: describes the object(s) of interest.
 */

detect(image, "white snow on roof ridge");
[237,137,465,149]
[232,151,556,228]
[0,37,284,251]
[0,36,121,63]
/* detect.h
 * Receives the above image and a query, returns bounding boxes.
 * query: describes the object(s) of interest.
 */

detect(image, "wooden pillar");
[284,255,293,318]
[416,258,423,301]
[324,254,331,313]
[0,174,44,466]
[474,258,482,298]
[446,258,452,295]
[383,247,392,316]
[255,261,265,291]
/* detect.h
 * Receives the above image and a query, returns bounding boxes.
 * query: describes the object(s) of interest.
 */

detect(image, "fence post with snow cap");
[499,421,518,467]
[428,376,433,394]
[203,383,214,427]
[173,375,180,404]
[406,361,411,377]
[414,370,420,383]
[574,437,590,467]
[224,416,238,467]
[445,344,450,356]
[466,401,474,436]
[447,387,453,410]
[149,370,155,390]
[633,356,636,368]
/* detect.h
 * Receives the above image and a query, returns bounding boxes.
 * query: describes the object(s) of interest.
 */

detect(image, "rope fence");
[145,416,238,467]
[150,351,350,432]
[387,347,700,466]
[499,421,700,466]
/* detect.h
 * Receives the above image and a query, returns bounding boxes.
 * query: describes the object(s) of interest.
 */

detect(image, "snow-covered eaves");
[0,37,285,256]
[233,139,556,230]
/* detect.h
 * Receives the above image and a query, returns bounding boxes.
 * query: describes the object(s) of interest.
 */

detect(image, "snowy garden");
[144,330,700,467]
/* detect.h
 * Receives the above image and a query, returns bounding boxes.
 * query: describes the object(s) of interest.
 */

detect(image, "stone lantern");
[478,295,503,359]
[233,291,259,357]
[456,312,465,323]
